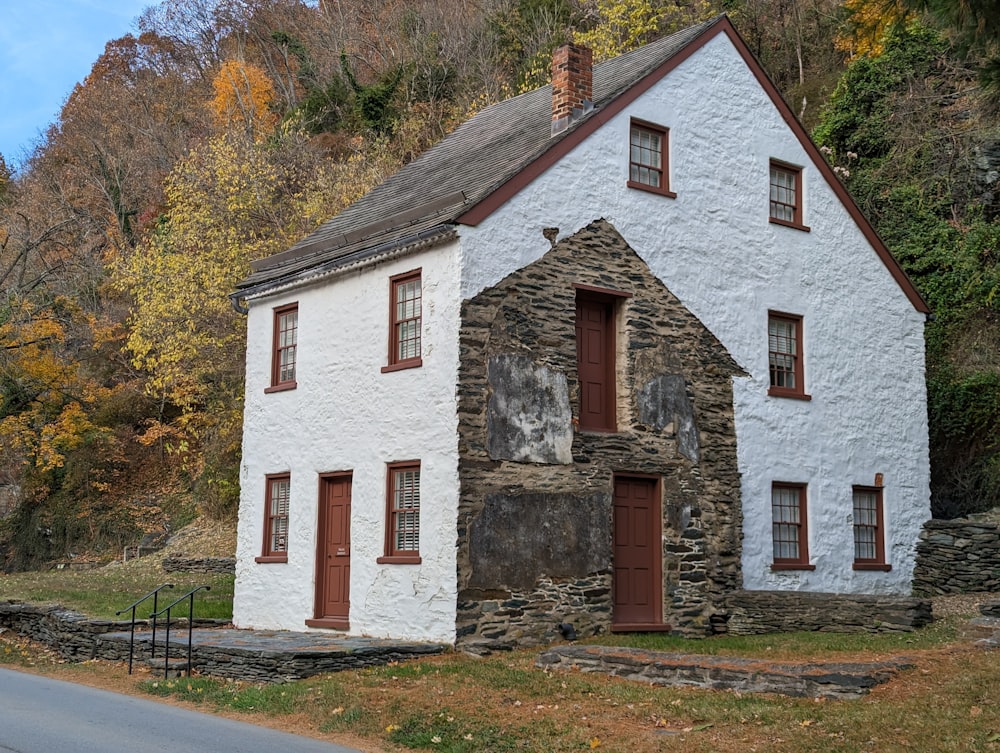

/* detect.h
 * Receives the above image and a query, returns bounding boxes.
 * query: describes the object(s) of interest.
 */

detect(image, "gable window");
[769,160,808,230]
[768,311,809,400]
[382,269,422,372]
[627,119,675,198]
[771,482,813,570]
[575,286,630,432]
[378,461,421,564]
[257,473,290,563]
[853,486,891,571]
[266,304,298,392]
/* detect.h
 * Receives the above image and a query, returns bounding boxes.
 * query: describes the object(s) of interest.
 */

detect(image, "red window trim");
[267,303,298,392]
[769,159,810,231]
[256,473,290,563]
[767,310,810,400]
[627,118,676,198]
[771,482,813,570]
[382,269,423,372]
[852,485,891,571]
[379,460,422,564]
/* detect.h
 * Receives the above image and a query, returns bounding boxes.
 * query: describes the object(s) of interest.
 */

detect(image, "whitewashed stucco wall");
[233,240,462,641]
[459,32,931,594]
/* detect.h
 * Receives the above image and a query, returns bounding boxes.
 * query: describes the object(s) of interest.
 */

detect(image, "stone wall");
[455,220,744,650]
[162,556,237,574]
[720,591,932,635]
[0,601,225,661]
[912,519,1000,595]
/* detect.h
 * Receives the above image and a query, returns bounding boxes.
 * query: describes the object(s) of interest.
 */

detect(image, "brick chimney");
[551,44,593,135]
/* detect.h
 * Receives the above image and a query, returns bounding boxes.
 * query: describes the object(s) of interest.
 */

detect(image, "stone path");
[536,645,914,700]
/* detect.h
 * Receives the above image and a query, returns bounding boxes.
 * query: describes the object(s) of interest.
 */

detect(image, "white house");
[231,16,931,648]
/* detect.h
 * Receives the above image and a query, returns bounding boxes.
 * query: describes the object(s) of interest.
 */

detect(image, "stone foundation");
[720,590,932,635]
[912,519,1000,595]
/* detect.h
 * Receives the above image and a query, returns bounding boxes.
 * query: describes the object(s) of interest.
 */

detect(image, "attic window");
[769,160,809,230]
[627,119,675,198]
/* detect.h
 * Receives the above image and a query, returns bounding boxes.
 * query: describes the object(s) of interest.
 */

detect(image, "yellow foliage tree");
[835,0,913,58]
[575,0,715,62]
[210,59,279,139]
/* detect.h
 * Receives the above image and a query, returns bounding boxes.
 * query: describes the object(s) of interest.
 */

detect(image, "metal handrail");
[149,585,211,679]
[115,583,174,674]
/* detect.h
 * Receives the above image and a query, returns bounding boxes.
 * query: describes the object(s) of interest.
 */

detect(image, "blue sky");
[0,0,151,168]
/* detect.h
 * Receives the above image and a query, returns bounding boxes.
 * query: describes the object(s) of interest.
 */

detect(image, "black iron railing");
[149,585,211,679]
[115,583,174,674]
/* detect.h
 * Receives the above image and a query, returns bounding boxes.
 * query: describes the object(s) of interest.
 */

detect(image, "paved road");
[0,667,362,753]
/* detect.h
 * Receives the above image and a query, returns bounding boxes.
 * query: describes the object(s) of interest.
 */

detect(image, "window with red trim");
[768,312,809,399]
[769,160,808,230]
[628,119,675,197]
[771,483,812,569]
[379,461,421,564]
[853,486,890,570]
[383,270,422,372]
[576,291,616,432]
[267,304,298,391]
[257,474,289,563]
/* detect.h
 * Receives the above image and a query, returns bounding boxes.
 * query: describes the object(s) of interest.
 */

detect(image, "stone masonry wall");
[455,219,745,650]
[721,591,932,635]
[162,556,237,574]
[912,519,1000,595]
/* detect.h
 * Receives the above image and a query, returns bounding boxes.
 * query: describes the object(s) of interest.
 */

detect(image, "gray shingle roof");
[235,16,723,299]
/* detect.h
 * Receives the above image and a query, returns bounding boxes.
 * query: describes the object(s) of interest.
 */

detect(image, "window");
[627,119,675,197]
[575,287,623,432]
[768,311,809,399]
[853,486,890,570]
[771,483,813,570]
[769,160,808,230]
[267,304,298,392]
[257,474,290,563]
[379,461,421,564]
[382,269,422,372]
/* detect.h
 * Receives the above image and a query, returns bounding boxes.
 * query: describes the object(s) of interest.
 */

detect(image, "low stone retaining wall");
[161,556,236,574]
[0,601,446,683]
[720,591,932,635]
[0,601,226,661]
[913,520,1000,595]
[537,645,914,699]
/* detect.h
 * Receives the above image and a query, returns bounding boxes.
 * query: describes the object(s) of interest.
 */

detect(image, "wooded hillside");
[1,0,998,569]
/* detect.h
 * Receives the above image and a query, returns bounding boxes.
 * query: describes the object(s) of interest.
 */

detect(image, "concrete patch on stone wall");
[637,374,699,462]
[468,491,611,590]
[486,353,573,464]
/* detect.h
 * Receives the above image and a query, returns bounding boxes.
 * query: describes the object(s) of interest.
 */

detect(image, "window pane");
[772,486,803,562]
[392,468,420,553]
[853,489,881,561]
[770,166,798,222]
[768,317,798,390]
[630,125,665,189]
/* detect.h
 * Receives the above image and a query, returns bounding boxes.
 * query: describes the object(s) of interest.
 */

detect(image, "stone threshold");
[536,644,915,700]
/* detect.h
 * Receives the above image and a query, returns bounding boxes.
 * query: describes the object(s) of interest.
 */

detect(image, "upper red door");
[575,296,615,431]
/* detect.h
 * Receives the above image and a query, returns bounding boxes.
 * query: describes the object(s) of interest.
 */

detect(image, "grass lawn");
[0,562,233,621]
[0,559,997,752]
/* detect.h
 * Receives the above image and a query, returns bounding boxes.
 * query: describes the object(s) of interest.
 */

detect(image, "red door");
[576,296,615,431]
[613,475,661,627]
[310,473,351,629]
